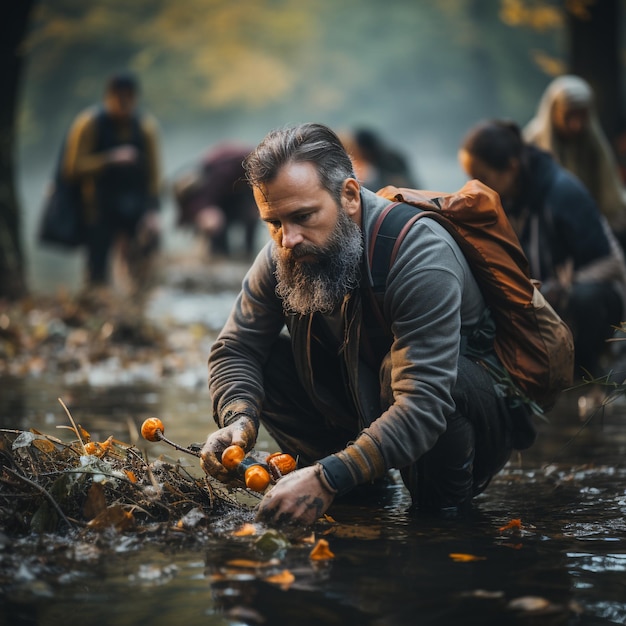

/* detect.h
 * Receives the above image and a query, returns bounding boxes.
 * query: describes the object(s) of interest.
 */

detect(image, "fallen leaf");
[226,558,279,569]
[449,553,486,562]
[32,438,57,453]
[83,482,107,520]
[233,523,257,537]
[508,596,551,611]
[499,518,523,532]
[309,538,335,561]
[87,505,134,531]
[264,569,295,590]
[330,524,381,540]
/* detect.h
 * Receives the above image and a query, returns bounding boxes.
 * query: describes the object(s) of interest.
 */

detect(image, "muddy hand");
[256,465,336,527]
[200,416,257,483]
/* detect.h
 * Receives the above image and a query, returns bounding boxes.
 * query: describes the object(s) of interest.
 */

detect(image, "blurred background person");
[173,142,259,260]
[63,71,162,295]
[458,119,626,412]
[340,127,417,191]
[523,75,626,251]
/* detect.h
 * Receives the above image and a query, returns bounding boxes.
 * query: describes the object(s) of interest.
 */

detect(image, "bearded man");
[200,123,522,526]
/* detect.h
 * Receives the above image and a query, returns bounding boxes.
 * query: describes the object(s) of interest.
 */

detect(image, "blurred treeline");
[19,0,572,178]
[4,0,624,299]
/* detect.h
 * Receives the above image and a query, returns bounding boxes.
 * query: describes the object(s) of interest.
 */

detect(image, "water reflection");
[2,380,625,624]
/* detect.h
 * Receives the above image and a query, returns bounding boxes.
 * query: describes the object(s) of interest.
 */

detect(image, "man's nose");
[281,224,304,249]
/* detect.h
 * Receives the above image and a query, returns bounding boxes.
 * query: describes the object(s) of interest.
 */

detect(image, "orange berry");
[221,444,245,470]
[141,417,164,442]
[84,442,98,455]
[267,452,297,478]
[244,465,271,492]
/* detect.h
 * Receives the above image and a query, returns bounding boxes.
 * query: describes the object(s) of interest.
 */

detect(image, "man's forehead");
[254,162,324,205]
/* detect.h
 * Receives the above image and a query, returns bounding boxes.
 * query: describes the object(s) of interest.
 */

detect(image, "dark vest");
[94,108,150,221]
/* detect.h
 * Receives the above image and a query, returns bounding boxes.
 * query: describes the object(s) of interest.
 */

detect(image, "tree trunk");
[0,2,36,300]
[566,0,623,140]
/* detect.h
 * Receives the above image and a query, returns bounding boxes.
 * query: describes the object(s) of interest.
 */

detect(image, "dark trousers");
[565,282,622,379]
[259,335,514,513]
[85,206,146,285]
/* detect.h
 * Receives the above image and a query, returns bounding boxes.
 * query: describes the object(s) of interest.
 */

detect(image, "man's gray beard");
[272,208,364,316]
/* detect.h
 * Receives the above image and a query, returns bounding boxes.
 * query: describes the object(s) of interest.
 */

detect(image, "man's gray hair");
[243,123,356,203]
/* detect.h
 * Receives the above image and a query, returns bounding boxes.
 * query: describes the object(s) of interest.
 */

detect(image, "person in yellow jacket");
[63,71,161,293]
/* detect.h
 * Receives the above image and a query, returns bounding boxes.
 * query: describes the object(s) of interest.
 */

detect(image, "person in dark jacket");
[459,119,626,385]
[200,123,530,527]
[340,127,417,192]
[63,71,161,292]
[173,142,259,259]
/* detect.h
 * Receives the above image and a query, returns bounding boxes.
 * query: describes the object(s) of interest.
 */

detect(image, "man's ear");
[342,178,361,218]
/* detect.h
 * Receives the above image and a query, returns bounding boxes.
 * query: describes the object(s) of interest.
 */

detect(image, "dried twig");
[3,466,76,529]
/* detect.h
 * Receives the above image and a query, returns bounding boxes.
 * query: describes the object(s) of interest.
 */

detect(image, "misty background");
[16,0,621,293]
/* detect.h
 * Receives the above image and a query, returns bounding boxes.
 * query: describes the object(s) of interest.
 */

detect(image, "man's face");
[254,161,363,315]
[458,149,518,204]
[105,88,137,120]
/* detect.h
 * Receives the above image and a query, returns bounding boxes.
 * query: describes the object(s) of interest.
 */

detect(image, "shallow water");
[2,376,625,626]
[1,260,626,626]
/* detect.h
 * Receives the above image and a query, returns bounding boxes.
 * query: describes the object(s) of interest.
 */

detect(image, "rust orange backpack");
[371,179,574,413]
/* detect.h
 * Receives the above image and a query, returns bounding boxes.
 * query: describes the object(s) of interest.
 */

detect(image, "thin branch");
[3,466,75,529]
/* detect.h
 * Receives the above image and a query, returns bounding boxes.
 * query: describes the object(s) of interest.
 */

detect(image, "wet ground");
[1,252,626,626]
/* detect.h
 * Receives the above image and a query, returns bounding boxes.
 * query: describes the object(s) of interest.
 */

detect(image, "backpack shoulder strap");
[362,200,442,366]
[369,201,441,293]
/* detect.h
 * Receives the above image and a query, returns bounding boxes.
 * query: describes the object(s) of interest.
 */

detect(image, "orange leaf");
[232,523,257,537]
[449,553,486,562]
[87,505,134,532]
[83,482,107,520]
[499,518,523,532]
[226,558,278,569]
[264,569,295,590]
[309,538,335,561]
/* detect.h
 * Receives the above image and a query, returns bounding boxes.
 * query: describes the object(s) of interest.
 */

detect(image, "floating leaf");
[499,518,523,532]
[264,569,295,590]
[449,553,486,562]
[309,538,335,561]
[226,558,279,569]
[508,596,551,611]
[233,523,257,537]
[330,524,381,540]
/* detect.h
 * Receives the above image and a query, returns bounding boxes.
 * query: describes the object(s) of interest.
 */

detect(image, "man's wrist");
[314,463,339,495]
[220,400,259,428]
[318,455,356,496]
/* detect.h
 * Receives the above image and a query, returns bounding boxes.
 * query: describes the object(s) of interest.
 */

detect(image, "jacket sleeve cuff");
[318,432,386,496]
[318,455,354,496]
[218,399,259,428]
